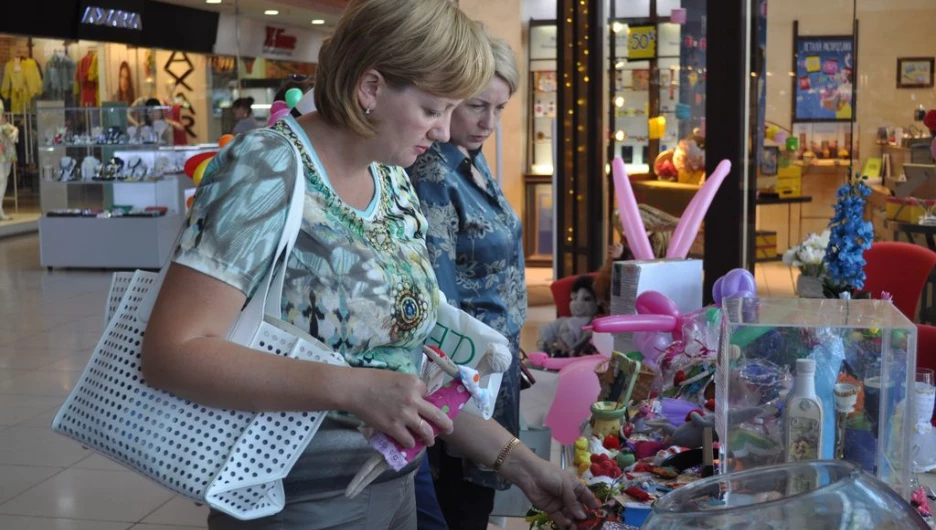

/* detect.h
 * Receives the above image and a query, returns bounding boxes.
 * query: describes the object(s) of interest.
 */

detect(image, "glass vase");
[642,461,928,530]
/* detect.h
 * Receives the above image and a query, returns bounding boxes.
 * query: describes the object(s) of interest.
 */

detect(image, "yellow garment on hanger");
[1,58,42,113]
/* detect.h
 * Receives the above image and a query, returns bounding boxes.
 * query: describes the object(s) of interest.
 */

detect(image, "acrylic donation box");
[716,298,917,497]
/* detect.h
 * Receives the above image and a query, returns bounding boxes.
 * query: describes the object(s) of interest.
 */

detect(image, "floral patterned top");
[173,116,439,495]
[407,141,527,489]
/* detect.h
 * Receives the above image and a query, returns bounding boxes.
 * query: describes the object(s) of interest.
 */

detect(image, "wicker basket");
[631,365,657,402]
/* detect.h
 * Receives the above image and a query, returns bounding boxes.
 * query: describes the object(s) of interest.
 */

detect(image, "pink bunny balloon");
[612,157,655,260]
[667,159,732,258]
[588,291,689,341]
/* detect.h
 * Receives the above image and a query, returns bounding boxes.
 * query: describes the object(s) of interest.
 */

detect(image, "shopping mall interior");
[1,0,936,528]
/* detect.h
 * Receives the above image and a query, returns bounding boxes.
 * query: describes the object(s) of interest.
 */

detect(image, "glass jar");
[642,460,927,530]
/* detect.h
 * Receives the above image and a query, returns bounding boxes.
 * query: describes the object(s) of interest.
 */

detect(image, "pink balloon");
[666,159,732,259]
[544,356,605,445]
[266,108,291,126]
[633,331,671,367]
[270,101,288,115]
[589,314,676,334]
[636,291,680,318]
[611,157,654,260]
[773,131,788,145]
[528,351,606,371]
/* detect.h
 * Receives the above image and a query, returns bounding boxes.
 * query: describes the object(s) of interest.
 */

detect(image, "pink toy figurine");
[345,344,512,498]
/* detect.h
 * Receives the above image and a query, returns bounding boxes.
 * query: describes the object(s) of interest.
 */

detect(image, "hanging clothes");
[168,104,188,146]
[42,52,76,101]
[1,58,43,113]
[74,51,99,107]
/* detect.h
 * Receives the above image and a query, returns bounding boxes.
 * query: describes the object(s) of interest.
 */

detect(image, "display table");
[37,175,191,270]
[755,195,813,261]
[39,213,183,269]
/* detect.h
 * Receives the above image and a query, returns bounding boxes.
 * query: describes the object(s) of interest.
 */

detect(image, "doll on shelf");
[537,275,600,358]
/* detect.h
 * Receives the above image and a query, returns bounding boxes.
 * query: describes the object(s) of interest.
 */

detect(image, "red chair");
[862,242,936,320]
[550,273,598,317]
[916,324,936,425]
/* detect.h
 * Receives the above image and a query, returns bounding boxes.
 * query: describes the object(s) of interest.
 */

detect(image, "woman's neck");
[297,113,374,180]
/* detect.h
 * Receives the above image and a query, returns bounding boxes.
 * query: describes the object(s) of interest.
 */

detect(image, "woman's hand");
[342,368,453,449]
[501,445,600,528]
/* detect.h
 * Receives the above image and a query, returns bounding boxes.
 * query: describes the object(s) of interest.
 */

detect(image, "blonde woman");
[407,34,528,530]
[141,1,595,528]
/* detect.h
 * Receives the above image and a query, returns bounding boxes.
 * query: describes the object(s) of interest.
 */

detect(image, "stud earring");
[364,107,372,116]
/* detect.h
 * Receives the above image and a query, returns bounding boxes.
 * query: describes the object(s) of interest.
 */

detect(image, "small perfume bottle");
[785,359,824,462]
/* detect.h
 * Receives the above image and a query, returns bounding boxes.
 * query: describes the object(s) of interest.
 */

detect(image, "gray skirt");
[207,470,417,530]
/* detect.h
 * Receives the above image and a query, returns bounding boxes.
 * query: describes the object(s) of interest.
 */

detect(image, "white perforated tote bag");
[52,120,348,520]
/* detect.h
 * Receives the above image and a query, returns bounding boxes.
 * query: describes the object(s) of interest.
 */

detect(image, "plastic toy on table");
[345,344,511,498]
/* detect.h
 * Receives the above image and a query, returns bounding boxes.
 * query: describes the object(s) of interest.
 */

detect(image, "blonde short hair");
[488,35,520,96]
[315,0,494,138]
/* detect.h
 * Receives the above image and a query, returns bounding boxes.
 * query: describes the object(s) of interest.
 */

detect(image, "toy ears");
[611,157,732,260]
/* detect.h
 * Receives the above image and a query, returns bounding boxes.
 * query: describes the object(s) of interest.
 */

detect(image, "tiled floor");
[0,233,803,529]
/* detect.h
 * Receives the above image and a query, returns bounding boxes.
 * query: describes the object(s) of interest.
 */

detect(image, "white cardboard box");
[610,259,704,354]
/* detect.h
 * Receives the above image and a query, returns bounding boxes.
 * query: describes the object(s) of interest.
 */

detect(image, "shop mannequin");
[0,102,18,220]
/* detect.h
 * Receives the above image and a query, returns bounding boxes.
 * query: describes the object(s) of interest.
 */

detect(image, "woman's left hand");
[502,446,600,528]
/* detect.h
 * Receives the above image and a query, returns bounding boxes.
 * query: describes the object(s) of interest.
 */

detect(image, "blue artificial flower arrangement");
[823,174,874,297]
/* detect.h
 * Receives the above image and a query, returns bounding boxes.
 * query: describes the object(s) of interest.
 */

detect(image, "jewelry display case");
[35,102,216,269]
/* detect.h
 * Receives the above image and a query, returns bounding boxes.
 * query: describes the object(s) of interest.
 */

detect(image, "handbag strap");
[229,121,306,343]
[139,123,306,342]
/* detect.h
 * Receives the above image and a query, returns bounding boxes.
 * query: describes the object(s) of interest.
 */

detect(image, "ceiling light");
[311,19,325,25]
[264,9,279,15]
[205,0,221,4]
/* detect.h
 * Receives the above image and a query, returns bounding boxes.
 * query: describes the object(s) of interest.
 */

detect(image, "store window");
[607,0,707,260]
[746,0,936,302]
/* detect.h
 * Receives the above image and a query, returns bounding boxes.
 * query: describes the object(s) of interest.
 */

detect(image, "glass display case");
[606,2,707,181]
[526,20,557,177]
[717,297,917,498]
[35,102,216,269]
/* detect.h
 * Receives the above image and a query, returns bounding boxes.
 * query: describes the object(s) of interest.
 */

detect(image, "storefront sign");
[215,14,324,63]
[81,7,143,31]
[628,25,657,60]
[263,27,298,57]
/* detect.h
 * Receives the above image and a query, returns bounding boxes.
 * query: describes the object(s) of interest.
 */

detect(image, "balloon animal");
[611,157,732,260]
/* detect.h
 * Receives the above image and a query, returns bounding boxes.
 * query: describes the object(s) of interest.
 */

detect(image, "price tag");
[628,25,657,60]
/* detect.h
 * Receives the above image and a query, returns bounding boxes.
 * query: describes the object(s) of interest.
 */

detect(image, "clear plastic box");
[716,297,917,498]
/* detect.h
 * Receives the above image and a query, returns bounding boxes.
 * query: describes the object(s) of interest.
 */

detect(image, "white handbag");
[52,121,349,520]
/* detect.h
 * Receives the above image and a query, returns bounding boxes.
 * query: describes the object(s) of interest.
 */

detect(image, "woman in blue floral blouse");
[407,34,526,530]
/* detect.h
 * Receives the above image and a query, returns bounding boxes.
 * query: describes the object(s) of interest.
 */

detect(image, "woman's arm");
[443,413,597,526]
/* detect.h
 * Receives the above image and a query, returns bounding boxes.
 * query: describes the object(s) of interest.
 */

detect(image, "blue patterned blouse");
[407,141,527,489]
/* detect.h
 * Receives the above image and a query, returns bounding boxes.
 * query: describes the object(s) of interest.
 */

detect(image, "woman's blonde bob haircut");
[488,35,520,96]
[314,0,495,138]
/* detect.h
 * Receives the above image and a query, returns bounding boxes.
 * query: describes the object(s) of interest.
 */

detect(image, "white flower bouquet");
[782,230,830,278]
